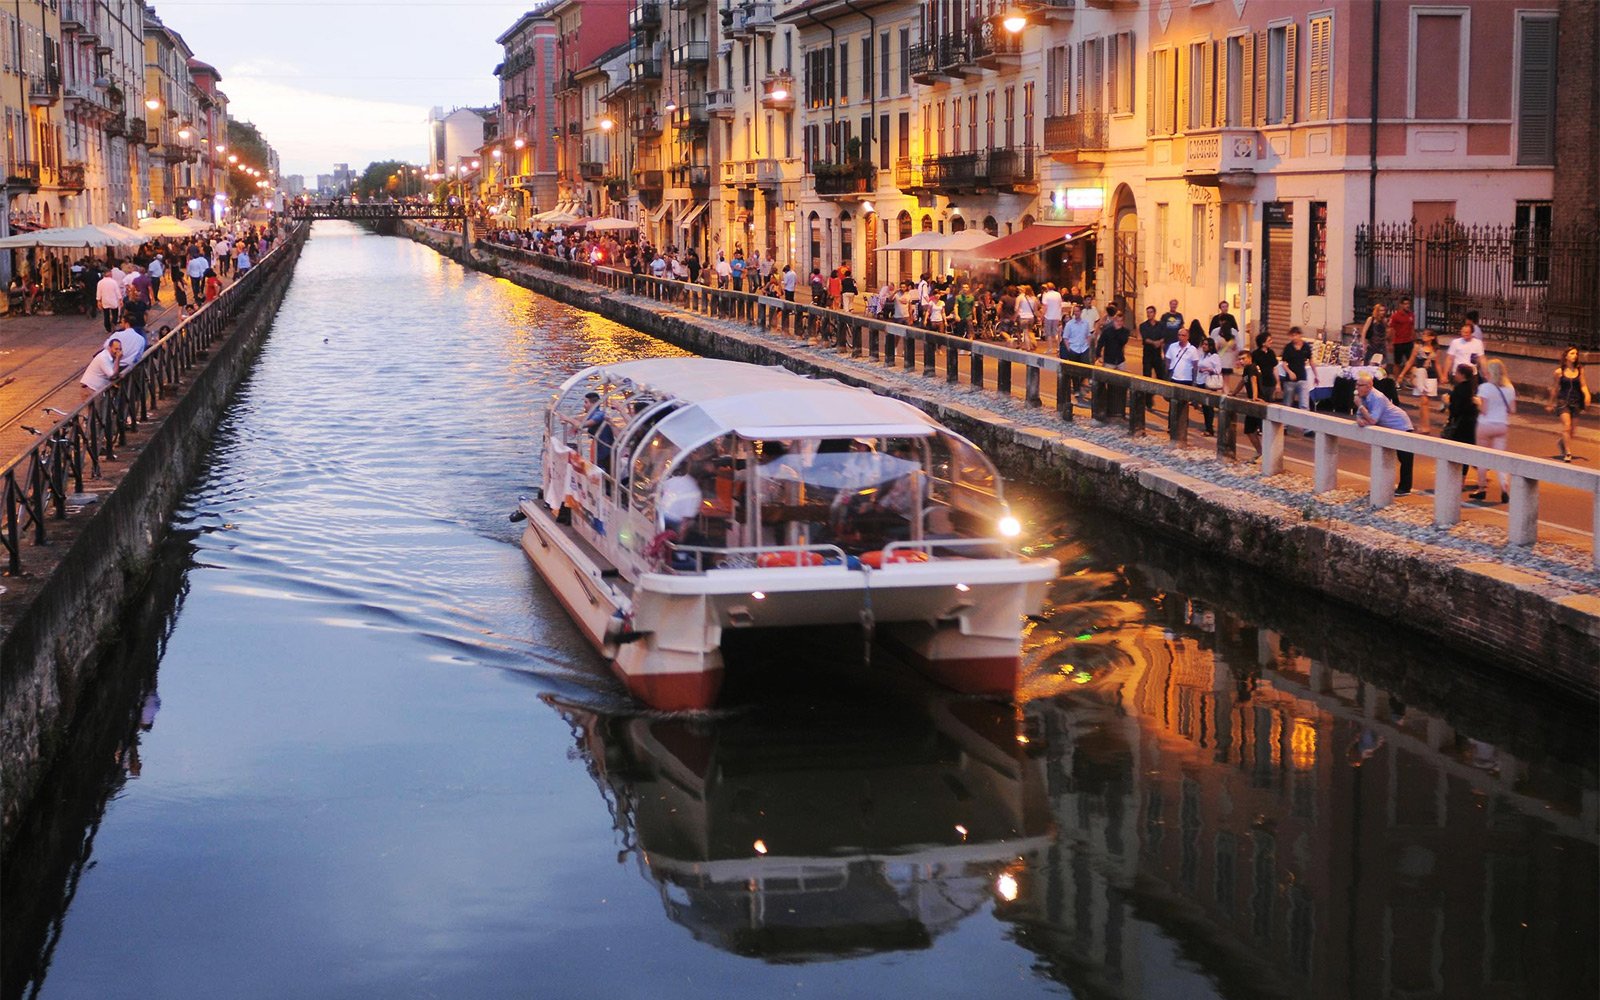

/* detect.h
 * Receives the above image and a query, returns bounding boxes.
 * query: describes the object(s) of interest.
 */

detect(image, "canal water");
[5,221,1594,1000]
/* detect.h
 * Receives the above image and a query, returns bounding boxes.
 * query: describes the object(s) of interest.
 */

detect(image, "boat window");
[615,400,682,510]
[630,430,681,523]
[748,437,931,553]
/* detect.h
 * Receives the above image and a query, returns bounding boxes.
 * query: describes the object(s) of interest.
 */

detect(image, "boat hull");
[520,499,1056,711]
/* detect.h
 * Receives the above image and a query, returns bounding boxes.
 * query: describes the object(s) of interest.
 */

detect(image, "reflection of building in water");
[1007,618,1599,999]
[559,697,1053,961]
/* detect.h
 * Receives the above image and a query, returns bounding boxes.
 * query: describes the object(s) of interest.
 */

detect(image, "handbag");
[1203,372,1225,391]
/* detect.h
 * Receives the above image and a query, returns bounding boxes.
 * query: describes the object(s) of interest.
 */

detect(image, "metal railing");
[1,223,308,576]
[482,240,1600,569]
[1043,112,1109,153]
[285,202,466,221]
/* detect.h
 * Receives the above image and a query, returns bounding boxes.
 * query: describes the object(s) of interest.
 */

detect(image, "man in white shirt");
[1164,325,1200,385]
[104,319,146,371]
[186,253,210,302]
[95,270,124,332]
[781,264,798,301]
[1079,295,1101,332]
[80,338,123,397]
[1444,322,1485,376]
[146,254,165,302]
[1039,283,1065,350]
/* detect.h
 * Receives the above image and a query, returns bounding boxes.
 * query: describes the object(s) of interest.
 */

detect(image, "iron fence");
[1354,220,1600,351]
[1,223,308,576]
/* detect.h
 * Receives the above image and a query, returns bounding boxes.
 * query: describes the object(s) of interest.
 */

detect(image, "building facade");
[493,14,560,221]
[3,0,67,244]
[711,0,799,268]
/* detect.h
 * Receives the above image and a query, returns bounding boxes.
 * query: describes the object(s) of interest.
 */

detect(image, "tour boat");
[515,358,1059,711]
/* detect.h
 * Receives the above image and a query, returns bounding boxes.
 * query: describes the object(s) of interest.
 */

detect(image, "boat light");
[751,591,766,600]
[753,839,768,854]
[954,824,969,840]
[955,583,970,592]
[996,873,1019,902]
[998,516,1021,537]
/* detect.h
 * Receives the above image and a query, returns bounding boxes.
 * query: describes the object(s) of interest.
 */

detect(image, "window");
[1516,14,1556,165]
[1514,201,1552,285]
[1307,201,1328,295]
[1004,86,1015,147]
[838,41,848,101]
[1226,34,1245,126]
[862,35,872,99]
[1024,83,1034,148]
[879,113,889,168]
[1307,14,1333,120]
[986,90,995,148]
[951,97,961,153]
[1189,42,1207,129]
[1266,23,1293,125]
[899,28,911,93]
[1110,32,1134,113]
[1149,48,1177,134]
[937,100,946,153]
[898,110,910,162]
[1083,38,1103,112]
[1155,202,1168,271]
[880,31,890,96]
[1411,8,1468,119]
[1191,203,1207,284]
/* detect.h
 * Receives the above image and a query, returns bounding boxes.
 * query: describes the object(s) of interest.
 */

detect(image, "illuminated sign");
[1065,187,1104,211]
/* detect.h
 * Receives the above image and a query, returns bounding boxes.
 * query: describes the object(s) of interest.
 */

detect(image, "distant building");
[426,106,488,177]
[492,14,559,221]
[283,175,305,196]
[315,174,335,195]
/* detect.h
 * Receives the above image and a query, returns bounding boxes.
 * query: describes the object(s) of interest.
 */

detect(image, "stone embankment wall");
[404,222,1599,696]
[0,227,309,851]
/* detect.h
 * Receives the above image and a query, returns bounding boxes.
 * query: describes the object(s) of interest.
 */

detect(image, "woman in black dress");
[1444,363,1479,445]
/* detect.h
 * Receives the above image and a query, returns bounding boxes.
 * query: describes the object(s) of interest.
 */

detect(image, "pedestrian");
[104,319,146,371]
[186,250,209,302]
[1195,337,1224,435]
[781,263,797,301]
[1444,321,1485,377]
[203,268,221,304]
[1040,282,1064,350]
[1210,319,1240,382]
[715,252,732,289]
[1231,351,1266,459]
[1159,298,1185,345]
[80,337,123,398]
[1164,324,1199,386]
[172,267,190,315]
[1079,294,1100,333]
[95,267,124,333]
[1389,299,1415,372]
[1358,302,1388,365]
[1279,326,1316,411]
[1442,364,1479,457]
[1208,300,1238,342]
[1394,328,1442,433]
[235,245,252,275]
[1016,284,1039,350]
[926,289,946,332]
[1354,372,1416,496]
[1550,346,1590,462]
[1095,305,1130,371]
[146,253,165,303]
[953,283,975,337]
[826,268,843,309]
[1139,305,1166,397]
[1060,304,1093,398]
[839,266,857,313]
[1470,359,1517,504]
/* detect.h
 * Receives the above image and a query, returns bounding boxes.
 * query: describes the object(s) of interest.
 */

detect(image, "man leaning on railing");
[1354,372,1416,497]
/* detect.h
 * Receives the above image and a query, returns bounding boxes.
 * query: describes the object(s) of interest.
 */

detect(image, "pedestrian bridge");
[284,202,465,221]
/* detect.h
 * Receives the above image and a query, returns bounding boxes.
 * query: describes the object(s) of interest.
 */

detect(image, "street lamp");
[600,117,614,131]
[228,154,238,163]
[215,143,226,152]
[145,97,160,110]
[1001,11,1027,33]
[178,126,191,140]
[513,137,526,149]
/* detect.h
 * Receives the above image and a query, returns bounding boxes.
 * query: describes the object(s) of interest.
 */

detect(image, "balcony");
[910,36,978,84]
[1043,112,1109,162]
[631,111,663,137]
[580,160,605,180]
[634,168,664,191]
[972,21,1023,70]
[722,157,782,189]
[629,58,662,83]
[735,1,777,36]
[671,41,709,68]
[127,118,147,143]
[29,75,61,106]
[812,159,875,199]
[893,157,921,191]
[706,89,736,118]
[760,72,794,110]
[60,1,85,30]
[105,115,127,137]
[669,0,703,9]
[671,100,709,131]
[921,151,983,192]
[986,145,1036,190]
[1183,128,1260,185]
[6,160,41,192]
[671,164,712,189]
[628,1,660,33]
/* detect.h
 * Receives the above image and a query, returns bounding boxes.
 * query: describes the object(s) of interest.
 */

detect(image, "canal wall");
[401,223,1599,697]
[0,225,309,852]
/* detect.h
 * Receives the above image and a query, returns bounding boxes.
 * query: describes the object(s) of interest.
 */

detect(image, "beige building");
[58,0,150,228]
[2,0,67,245]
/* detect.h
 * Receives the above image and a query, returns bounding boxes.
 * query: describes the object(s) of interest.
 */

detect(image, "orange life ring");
[859,549,930,569]
[757,551,825,568]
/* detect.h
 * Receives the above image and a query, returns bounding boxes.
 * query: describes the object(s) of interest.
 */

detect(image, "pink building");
[495,11,560,220]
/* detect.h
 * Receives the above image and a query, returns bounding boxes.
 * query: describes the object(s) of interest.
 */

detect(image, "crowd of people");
[73,219,281,400]
[489,222,1589,491]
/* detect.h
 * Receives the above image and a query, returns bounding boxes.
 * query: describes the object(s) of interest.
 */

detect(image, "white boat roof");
[561,358,939,445]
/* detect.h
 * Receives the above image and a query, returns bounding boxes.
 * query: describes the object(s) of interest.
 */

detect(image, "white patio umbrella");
[586,217,638,232]
[0,225,140,249]
[137,216,194,238]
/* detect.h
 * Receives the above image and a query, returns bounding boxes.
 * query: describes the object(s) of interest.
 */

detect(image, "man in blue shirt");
[1059,304,1094,399]
[1355,373,1416,496]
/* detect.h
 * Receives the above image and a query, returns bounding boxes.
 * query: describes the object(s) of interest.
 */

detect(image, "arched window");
[839,210,854,273]
[921,214,933,232]
[897,211,914,282]
[983,215,999,236]
[808,211,822,270]
[950,216,966,233]
[1020,213,1036,228]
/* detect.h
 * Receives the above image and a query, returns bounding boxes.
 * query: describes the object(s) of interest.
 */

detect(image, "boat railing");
[883,537,1014,561]
[665,541,851,574]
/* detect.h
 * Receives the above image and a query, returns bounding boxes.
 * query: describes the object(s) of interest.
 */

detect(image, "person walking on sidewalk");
[1395,328,1443,433]
[1550,347,1590,462]
[95,268,124,333]
[146,253,165,303]
[839,266,857,314]
[186,250,210,303]
[1470,359,1517,504]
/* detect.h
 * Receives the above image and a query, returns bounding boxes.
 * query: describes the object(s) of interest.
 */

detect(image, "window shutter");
[1284,23,1298,124]
[1078,41,1087,114]
[1240,33,1255,125]
[1202,41,1216,128]
[1147,50,1156,135]
[1254,30,1268,127]
[1309,18,1330,120]
[1517,17,1556,165]
[1064,44,1073,115]
[1216,40,1230,127]
[1176,44,1190,132]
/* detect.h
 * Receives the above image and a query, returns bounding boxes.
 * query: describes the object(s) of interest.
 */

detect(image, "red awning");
[972,224,1091,262]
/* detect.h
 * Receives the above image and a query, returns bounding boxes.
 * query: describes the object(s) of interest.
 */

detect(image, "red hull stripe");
[610,661,726,712]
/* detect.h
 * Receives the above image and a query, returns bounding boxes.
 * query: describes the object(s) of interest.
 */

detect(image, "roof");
[559,359,937,446]
[971,225,1090,262]
[776,0,900,28]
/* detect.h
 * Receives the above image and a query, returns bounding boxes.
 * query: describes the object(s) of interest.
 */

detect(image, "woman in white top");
[926,293,946,332]
[1470,358,1517,503]
[1210,326,1240,376]
[1194,338,1225,435]
[1015,285,1038,351]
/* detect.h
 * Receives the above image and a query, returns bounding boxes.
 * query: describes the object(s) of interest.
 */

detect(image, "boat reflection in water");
[556,676,1053,960]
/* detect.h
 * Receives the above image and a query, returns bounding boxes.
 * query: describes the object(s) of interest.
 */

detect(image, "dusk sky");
[158,0,526,177]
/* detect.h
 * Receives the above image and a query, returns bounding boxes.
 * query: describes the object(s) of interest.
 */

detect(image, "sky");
[153,0,532,178]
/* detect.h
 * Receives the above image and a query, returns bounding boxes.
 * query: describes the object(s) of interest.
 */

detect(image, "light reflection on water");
[4,222,1594,1000]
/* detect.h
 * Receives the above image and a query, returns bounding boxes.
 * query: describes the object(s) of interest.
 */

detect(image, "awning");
[971,224,1089,262]
[874,229,997,253]
[678,201,709,231]
[648,201,671,225]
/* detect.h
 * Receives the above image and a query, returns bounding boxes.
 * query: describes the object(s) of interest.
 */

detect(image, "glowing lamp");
[514,137,526,149]
[998,515,1021,537]
[1002,12,1027,33]
[145,98,160,110]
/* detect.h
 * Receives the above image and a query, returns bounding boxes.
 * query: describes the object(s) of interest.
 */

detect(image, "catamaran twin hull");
[518,358,1059,712]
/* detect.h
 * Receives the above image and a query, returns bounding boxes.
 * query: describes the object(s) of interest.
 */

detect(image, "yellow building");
[2,0,68,244]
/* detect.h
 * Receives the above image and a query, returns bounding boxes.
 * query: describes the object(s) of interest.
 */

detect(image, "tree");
[355,160,420,200]
[225,119,271,207]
